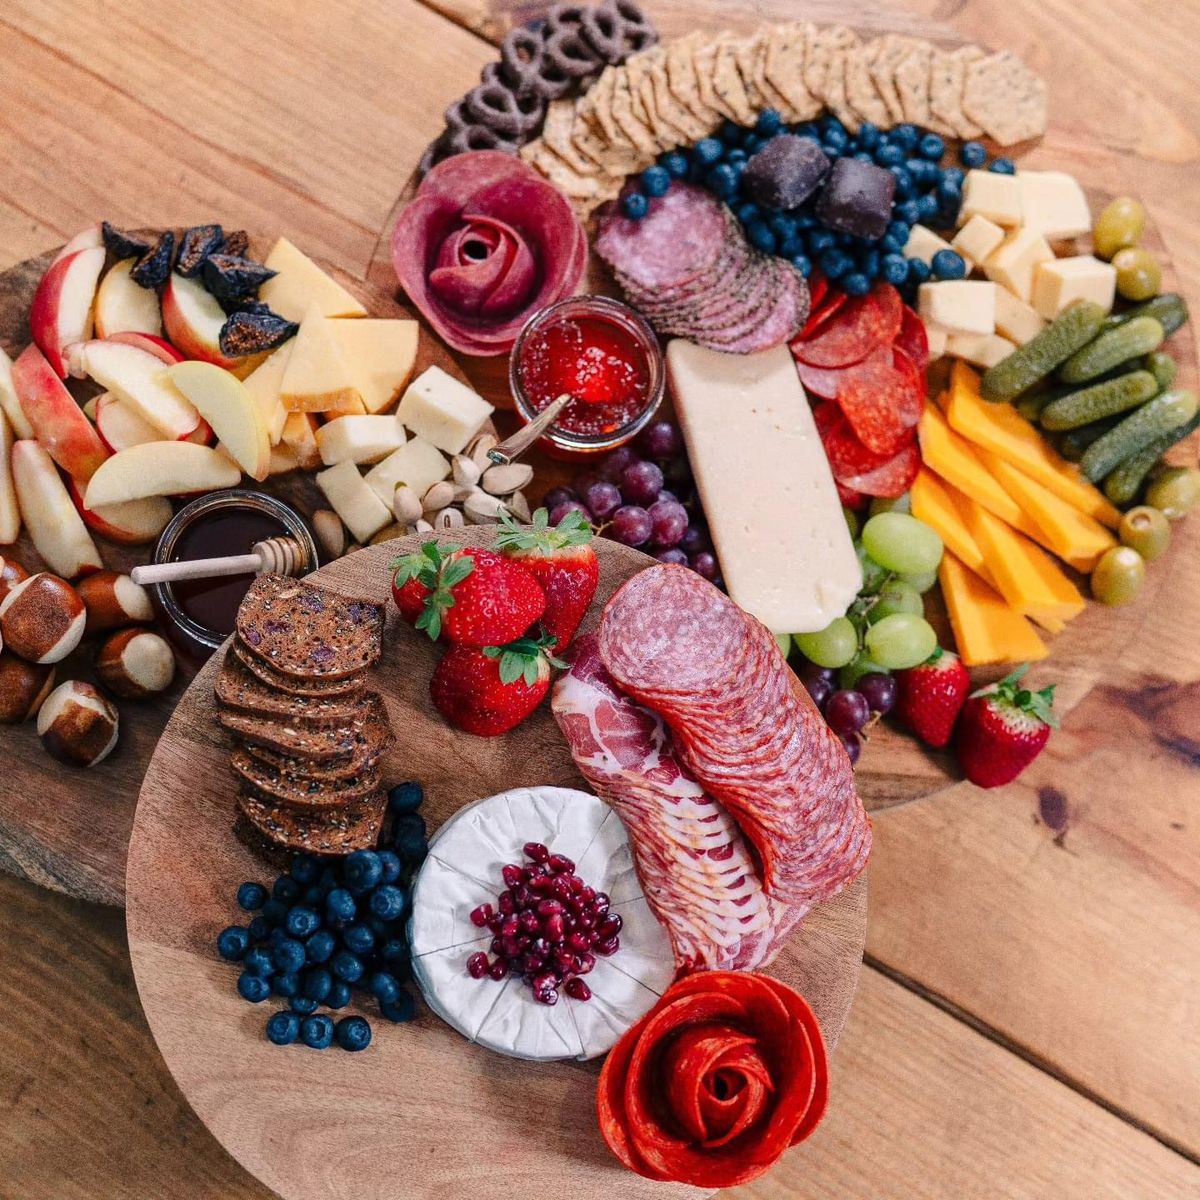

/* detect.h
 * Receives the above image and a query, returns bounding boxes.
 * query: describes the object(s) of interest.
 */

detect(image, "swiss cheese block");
[259,237,368,324]
[1016,170,1092,240]
[333,319,419,414]
[984,227,1055,303]
[945,331,1016,369]
[903,224,954,266]
[316,459,392,543]
[240,341,292,444]
[396,366,493,455]
[363,436,450,508]
[993,286,1047,345]
[951,214,1005,268]
[280,304,363,413]
[668,340,861,633]
[959,169,1023,228]
[1032,254,1117,320]
[910,468,994,586]
[918,280,996,335]
[939,551,1047,667]
[315,414,406,466]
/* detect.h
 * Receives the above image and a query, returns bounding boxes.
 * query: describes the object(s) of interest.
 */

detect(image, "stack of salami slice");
[214,575,394,855]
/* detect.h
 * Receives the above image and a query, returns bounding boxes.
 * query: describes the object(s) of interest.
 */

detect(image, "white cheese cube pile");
[397,365,493,455]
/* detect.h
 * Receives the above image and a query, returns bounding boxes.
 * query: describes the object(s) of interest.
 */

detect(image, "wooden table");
[0,1,1197,1197]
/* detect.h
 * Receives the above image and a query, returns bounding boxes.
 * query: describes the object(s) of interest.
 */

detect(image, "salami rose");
[597,971,828,1188]
[391,150,587,356]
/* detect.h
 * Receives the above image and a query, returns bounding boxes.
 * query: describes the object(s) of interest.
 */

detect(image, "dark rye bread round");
[231,750,382,809]
[218,690,391,761]
[215,656,368,723]
[237,788,386,856]
[231,642,365,698]
[236,574,384,681]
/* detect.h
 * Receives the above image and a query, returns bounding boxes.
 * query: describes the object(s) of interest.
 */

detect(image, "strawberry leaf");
[496,505,593,553]
[498,651,526,686]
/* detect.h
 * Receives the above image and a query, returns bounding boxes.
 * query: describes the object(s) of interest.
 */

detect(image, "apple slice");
[29,246,106,377]
[94,257,163,338]
[0,345,34,440]
[11,440,102,578]
[85,441,240,508]
[73,339,201,440]
[11,344,110,482]
[162,273,262,377]
[95,393,160,453]
[107,330,184,365]
[0,411,20,545]
[50,225,103,268]
[166,360,269,481]
[66,477,172,545]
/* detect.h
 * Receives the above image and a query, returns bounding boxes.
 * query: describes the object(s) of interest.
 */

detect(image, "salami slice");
[792,283,904,368]
[891,344,926,428]
[895,305,930,373]
[839,439,920,498]
[833,345,913,455]
[795,357,848,401]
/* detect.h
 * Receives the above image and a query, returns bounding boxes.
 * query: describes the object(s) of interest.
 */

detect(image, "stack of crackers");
[522,24,1047,216]
[215,574,395,856]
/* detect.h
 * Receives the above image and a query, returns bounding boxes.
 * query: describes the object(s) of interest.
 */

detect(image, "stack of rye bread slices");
[214,574,395,855]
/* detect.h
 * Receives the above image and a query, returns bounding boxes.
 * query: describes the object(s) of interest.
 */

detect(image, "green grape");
[868,492,912,517]
[864,613,938,670]
[867,580,923,623]
[774,632,794,658]
[842,507,860,539]
[838,652,891,690]
[861,512,944,575]
[855,541,889,592]
[900,568,939,594]
[795,617,859,669]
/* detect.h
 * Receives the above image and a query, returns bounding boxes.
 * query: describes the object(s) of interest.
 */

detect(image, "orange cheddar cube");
[939,551,1047,667]
[911,468,995,587]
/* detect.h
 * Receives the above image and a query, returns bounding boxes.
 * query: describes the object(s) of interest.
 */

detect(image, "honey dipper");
[130,536,309,587]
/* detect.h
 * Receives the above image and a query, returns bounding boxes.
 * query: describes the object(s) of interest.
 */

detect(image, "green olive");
[1118,505,1171,561]
[1094,196,1146,261]
[1145,466,1200,519]
[1091,545,1146,606]
[1112,247,1162,302]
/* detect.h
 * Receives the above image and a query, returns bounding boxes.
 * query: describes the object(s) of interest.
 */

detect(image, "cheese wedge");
[939,551,1047,667]
[333,319,419,414]
[280,304,363,413]
[241,342,292,444]
[316,459,392,544]
[910,468,994,586]
[280,411,321,470]
[259,237,368,324]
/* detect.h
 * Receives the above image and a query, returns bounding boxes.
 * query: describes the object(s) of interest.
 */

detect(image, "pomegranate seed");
[596,935,620,956]
[467,951,489,978]
[469,904,494,928]
[548,854,575,874]
[488,958,507,981]
[565,978,592,1001]
[598,914,623,939]
[499,915,519,938]
[542,914,565,941]
[566,931,591,953]
[519,910,539,933]
[523,842,549,862]
[502,864,525,888]
[593,892,611,913]
[490,936,503,954]
[530,936,551,956]
[498,892,515,915]
[566,875,585,894]
[486,916,503,933]
[534,986,559,1006]
[536,899,564,916]
[577,913,597,930]
[552,947,575,971]
[515,934,531,951]
[576,952,596,974]
[524,953,547,973]
[579,886,596,904]
[501,937,521,958]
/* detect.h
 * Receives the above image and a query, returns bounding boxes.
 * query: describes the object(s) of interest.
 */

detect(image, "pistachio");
[464,490,507,524]
[451,483,477,504]
[506,490,532,522]
[368,523,406,546]
[415,518,435,534]
[422,480,456,514]
[312,509,346,560]
[452,454,482,488]
[433,506,465,530]
[482,462,534,496]
[392,483,423,525]
[469,431,499,471]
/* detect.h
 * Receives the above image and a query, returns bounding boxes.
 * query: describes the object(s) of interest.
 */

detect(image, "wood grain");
[126,530,867,1200]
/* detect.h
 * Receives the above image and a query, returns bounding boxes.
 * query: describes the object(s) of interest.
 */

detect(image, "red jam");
[517,313,652,438]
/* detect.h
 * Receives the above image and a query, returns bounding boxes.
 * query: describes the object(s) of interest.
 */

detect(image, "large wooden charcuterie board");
[125,528,868,1200]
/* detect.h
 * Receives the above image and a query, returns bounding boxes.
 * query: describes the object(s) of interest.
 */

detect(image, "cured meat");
[553,637,809,972]
[598,566,871,907]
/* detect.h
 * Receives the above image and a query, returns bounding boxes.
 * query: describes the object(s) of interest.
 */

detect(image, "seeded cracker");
[527,141,605,204]
[666,32,714,125]
[765,23,822,121]
[820,47,861,133]
[930,44,985,139]
[585,65,622,144]
[610,66,660,156]
[730,31,767,113]
[747,28,799,120]
[844,42,892,128]
[695,34,737,121]
[869,34,921,124]
[636,47,692,143]
[962,50,1048,145]
[895,43,944,133]
[541,99,601,175]
[713,34,755,125]
[650,47,711,141]
[803,25,859,101]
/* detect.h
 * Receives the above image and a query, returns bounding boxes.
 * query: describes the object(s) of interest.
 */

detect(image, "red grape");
[689,550,718,580]
[648,499,688,547]
[583,480,622,520]
[655,548,688,565]
[656,488,678,504]
[825,689,870,737]
[840,733,862,765]
[857,672,897,715]
[599,446,639,482]
[805,675,834,710]
[679,525,710,555]
[796,660,836,687]
[638,421,683,460]
[620,460,664,506]
[662,456,692,486]
[610,505,652,546]
[549,500,591,526]
[543,486,576,510]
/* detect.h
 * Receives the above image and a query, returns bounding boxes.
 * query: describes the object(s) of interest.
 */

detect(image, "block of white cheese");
[333,319,419,414]
[409,787,674,1062]
[983,227,1055,303]
[946,331,1017,369]
[994,287,1047,345]
[959,169,1023,228]
[924,323,949,360]
[667,340,861,634]
[1031,254,1117,320]
[259,236,368,324]
[951,214,1005,269]
[918,280,996,335]
[1017,170,1092,240]
[280,411,320,471]
[363,435,449,508]
[316,459,392,543]
[903,224,954,266]
[240,342,292,444]
[396,365,493,455]
[316,414,406,466]
[280,303,364,413]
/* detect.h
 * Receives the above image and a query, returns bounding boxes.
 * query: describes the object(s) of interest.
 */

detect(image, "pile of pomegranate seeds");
[465,841,623,1005]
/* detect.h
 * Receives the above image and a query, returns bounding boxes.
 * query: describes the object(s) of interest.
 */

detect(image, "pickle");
[1145,350,1178,392]
[1101,411,1200,505]
[1015,391,1052,422]
[980,301,1107,402]
[1101,292,1190,338]
[1059,419,1117,462]
[1058,317,1164,384]
[1081,389,1198,482]
[1040,370,1158,431]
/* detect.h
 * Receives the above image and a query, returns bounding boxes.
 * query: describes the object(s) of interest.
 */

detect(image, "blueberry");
[285,906,320,939]
[302,967,333,1003]
[326,888,356,923]
[874,143,904,167]
[368,971,401,1005]
[907,257,932,284]
[960,140,987,168]
[695,137,723,165]
[326,980,353,1009]
[248,915,271,941]
[790,253,813,277]
[990,157,1016,175]
[776,233,803,259]
[882,253,910,285]
[272,971,300,998]
[243,946,275,978]
[858,247,881,280]
[819,114,847,139]
[266,1010,301,1046]
[378,851,402,885]
[915,194,940,221]
[335,1016,373,1052]
[369,885,407,922]
[908,159,936,188]
[857,122,880,150]
[287,854,318,885]
[262,898,288,927]
[889,165,914,198]
[387,782,424,813]
[765,213,795,242]
[890,124,919,150]
[272,876,301,904]
[291,996,319,1016]
[841,272,872,297]
[725,148,748,167]
[746,220,776,256]
[268,927,289,947]
[331,949,365,984]
[818,248,852,280]
[918,133,946,161]
[931,249,967,280]
[393,813,425,840]
[853,151,874,164]
[808,229,835,255]
[742,133,764,155]
[794,211,818,231]
[705,163,739,198]
[217,926,250,962]
[379,989,418,1024]
[735,200,761,225]
[379,937,410,965]
[621,191,648,219]
[237,972,271,1003]
[755,108,783,137]
[364,913,394,940]
[880,234,905,256]
[301,1015,335,1050]
[272,938,306,974]
[641,165,671,198]
[342,924,376,955]
[896,200,921,226]
[345,851,384,891]
[819,140,844,160]
[718,119,742,144]
[236,882,266,912]
[301,884,326,908]
[660,150,690,180]
[795,122,819,140]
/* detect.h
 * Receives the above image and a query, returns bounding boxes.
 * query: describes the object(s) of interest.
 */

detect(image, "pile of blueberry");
[216,782,428,1052]
[621,110,1015,300]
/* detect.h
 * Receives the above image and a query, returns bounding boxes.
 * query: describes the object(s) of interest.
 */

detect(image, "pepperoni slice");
[834,346,913,455]
[792,292,889,368]
[896,305,930,374]
[818,403,892,476]
[891,345,926,429]
[839,440,920,498]
[871,283,903,342]
[795,358,847,400]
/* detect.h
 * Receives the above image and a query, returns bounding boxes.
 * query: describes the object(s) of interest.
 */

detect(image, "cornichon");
[1081,389,1198,482]
[1015,392,1051,422]
[1039,369,1159,431]
[1102,411,1200,505]
[1100,292,1190,338]
[1058,316,1164,384]
[980,301,1106,402]
[1145,350,1178,392]
[1059,418,1117,462]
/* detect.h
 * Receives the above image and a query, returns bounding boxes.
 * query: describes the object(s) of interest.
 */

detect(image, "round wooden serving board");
[126,527,867,1200]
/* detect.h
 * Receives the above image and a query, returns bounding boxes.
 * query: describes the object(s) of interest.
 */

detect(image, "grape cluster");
[622,109,1015,300]
[546,421,721,583]
[787,501,943,762]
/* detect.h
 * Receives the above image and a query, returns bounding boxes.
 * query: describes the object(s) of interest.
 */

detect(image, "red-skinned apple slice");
[0,410,20,544]
[72,340,201,440]
[106,330,184,364]
[11,440,102,578]
[0,345,34,440]
[166,361,269,480]
[85,441,241,507]
[94,393,161,453]
[10,344,110,482]
[29,246,106,377]
[162,274,262,377]
[94,257,163,339]
[50,225,103,268]
[66,477,172,545]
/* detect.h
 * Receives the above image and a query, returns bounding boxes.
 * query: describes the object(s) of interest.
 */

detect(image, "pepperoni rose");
[597,971,828,1188]
[391,150,587,356]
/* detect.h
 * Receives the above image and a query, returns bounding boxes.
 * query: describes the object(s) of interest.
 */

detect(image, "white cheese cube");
[994,287,1047,345]
[364,436,450,508]
[316,460,392,544]
[959,169,1023,228]
[918,281,997,336]
[316,415,406,466]
[396,366,493,455]
[1031,255,1117,320]
[924,323,949,360]
[903,224,954,266]
[951,215,1005,269]
[983,227,1055,303]
[1017,171,1092,240]
[946,331,1017,369]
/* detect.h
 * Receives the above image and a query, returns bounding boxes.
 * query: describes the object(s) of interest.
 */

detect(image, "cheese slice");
[939,551,1047,667]
[945,331,1015,369]
[315,459,392,543]
[409,787,674,1062]
[951,214,1005,269]
[667,340,861,633]
[984,227,1054,303]
[910,468,994,586]
[333,319,419,413]
[396,365,493,455]
[363,435,449,508]
[959,169,1023,228]
[280,411,320,470]
[1017,170,1092,241]
[259,237,368,324]
[280,304,363,413]
[240,341,292,444]
[994,286,1047,345]
[903,224,954,266]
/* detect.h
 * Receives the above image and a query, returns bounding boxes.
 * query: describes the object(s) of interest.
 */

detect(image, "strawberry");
[391,542,545,647]
[895,647,971,748]
[430,634,566,736]
[495,507,598,651]
[954,666,1058,788]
